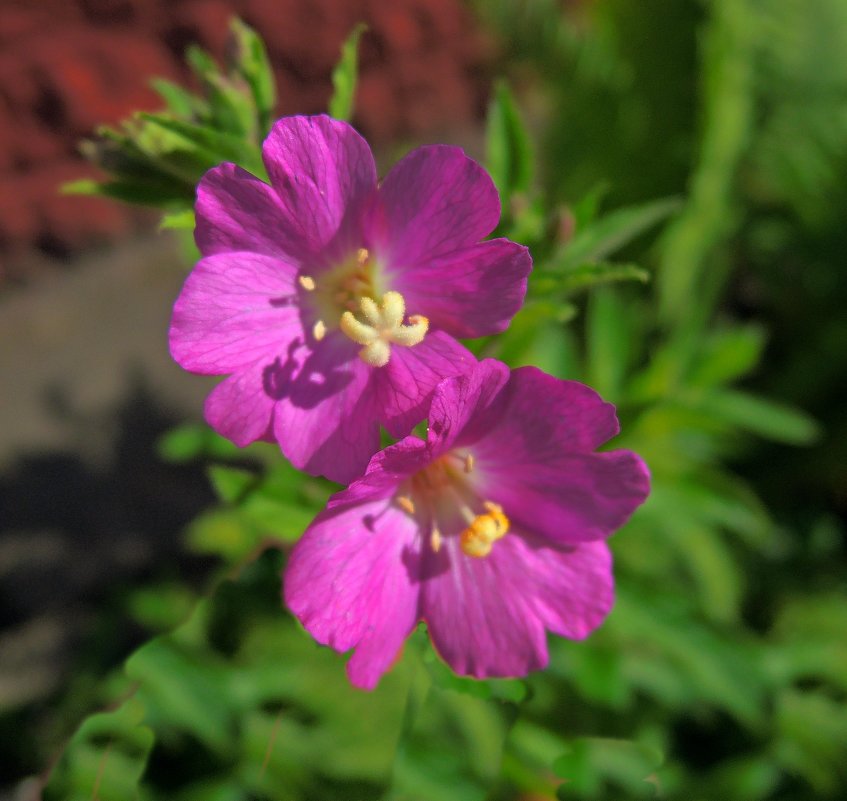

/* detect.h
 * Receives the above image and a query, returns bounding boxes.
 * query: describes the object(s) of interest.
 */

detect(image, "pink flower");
[284,360,651,689]
[169,115,531,483]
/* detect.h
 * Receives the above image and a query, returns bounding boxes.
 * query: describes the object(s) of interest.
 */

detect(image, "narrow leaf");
[329,24,366,121]
[229,18,276,134]
[486,80,534,204]
[554,196,681,271]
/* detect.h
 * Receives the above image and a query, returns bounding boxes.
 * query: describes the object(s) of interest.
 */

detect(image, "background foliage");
[27,1,847,798]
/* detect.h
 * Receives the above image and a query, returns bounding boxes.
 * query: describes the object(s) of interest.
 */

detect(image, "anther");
[463,453,475,473]
[312,320,326,341]
[356,247,369,265]
[339,291,429,367]
[396,495,416,515]
[459,502,510,559]
[298,275,316,291]
[430,526,442,553]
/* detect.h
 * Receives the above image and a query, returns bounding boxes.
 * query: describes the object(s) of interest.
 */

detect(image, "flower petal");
[375,331,476,439]
[371,145,501,268]
[393,239,531,338]
[204,368,276,447]
[426,359,511,453]
[169,252,303,375]
[194,163,298,260]
[272,336,380,484]
[479,366,622,456]
[481,450,651,545]
[284,477,424,690]
[421,536,613,679]
[263,115,377,264]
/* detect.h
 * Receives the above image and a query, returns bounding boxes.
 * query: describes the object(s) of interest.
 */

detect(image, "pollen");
[298,275,316,291]
[396,495,416,515]
[460,502,509,558]
[339,290,429,367]
[430,526,443,553]
[312,320,327,341]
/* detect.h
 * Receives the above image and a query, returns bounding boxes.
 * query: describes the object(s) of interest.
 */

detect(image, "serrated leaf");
[329,24,366,121]
[554,196,681,271]
[486,81,534,205]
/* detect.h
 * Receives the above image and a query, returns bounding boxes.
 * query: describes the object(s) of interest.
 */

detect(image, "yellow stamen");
[357,247,369,265]
[460,502,509,558]
[430,526,442,553]
[312,320,326,341]
[463,453,475,473]
[298,275,316,291]
[339,291,428,367]
[396,495,416,515]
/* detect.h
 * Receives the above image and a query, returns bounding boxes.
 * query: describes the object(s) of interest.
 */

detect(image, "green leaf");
[156,423,243,462]
[329,24,366,121]
[150,77,205,118]
[556,261,650,294]
[229,17,276,134]
[692,389,821,444]
[553,196,681,271]
[585,287,635,400]
[61,176,192,206]
[553,737,664,798]
[486,81,534,205]
[42,698,154,801]
[687,324,766,388]
[138,113,265,176]
[160,209,195,229]
[126,636,233,754]
[207,465,257,503]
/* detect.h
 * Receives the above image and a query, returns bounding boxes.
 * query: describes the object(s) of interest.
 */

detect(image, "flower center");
[299,248,428,367]
[398,451,510,559]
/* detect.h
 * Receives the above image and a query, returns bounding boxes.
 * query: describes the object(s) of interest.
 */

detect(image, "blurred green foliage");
[35,4,847,800]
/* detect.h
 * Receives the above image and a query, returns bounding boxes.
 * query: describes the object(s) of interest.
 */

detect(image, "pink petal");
[169,252,303,375]
[204,369,276,447]
[263,115,377,265]
[426,359,512,453]
[480,450,651,546]
[284,481,423,690]
[393,239,531,338]
[371,145,501,268]
[479,366,622,456]
[272,336,380,484]
[421,536,613,679]
[375,331,476,439]
[194,163,299,260]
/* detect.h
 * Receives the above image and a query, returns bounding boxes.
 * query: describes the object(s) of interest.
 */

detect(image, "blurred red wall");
[0,0,492,268]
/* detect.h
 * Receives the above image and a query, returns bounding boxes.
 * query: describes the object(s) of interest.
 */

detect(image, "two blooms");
[169,115,651,690]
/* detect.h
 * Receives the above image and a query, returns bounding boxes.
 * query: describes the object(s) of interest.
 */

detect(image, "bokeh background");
[1,0,846,799]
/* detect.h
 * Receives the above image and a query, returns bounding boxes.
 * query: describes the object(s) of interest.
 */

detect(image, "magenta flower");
[284,360,650,689]
[169,115,531,483]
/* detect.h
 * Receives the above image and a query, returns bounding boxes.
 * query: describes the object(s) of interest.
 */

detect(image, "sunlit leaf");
[328,24,366,121]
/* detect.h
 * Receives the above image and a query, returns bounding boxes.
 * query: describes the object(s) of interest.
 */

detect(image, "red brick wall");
[0,0,492,267]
